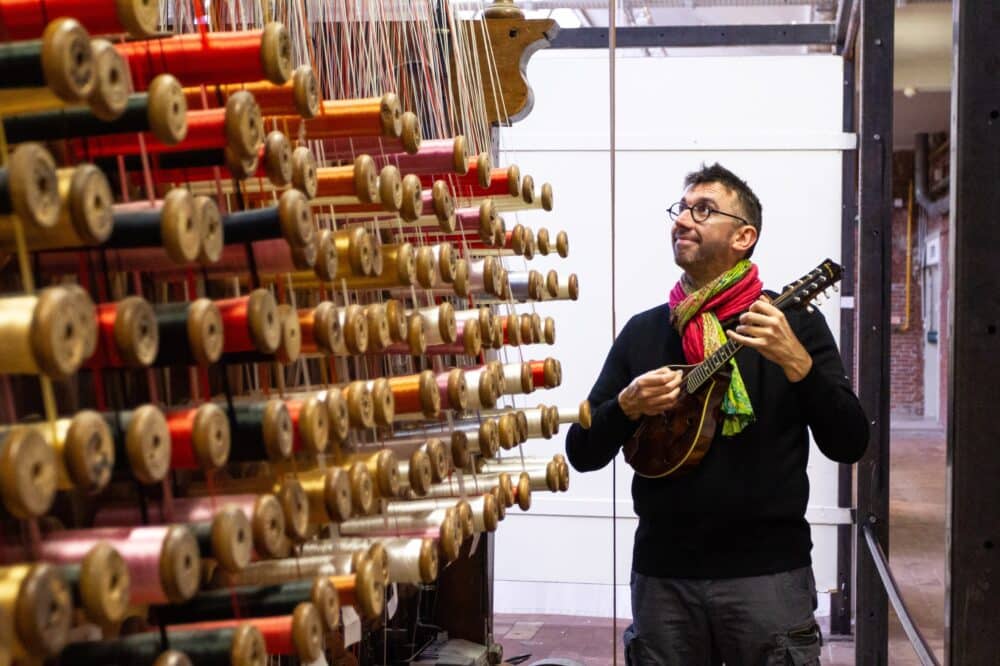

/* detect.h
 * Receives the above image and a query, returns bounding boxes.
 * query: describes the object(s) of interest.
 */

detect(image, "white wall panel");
[493,50,848,620]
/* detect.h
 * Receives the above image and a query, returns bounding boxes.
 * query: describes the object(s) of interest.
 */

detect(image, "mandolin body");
[622,367,730,478]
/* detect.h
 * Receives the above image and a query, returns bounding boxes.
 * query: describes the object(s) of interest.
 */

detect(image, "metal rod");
[861,524,940,666]
[831,59,857,637]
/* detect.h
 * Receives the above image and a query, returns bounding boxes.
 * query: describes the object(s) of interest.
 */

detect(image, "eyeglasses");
[667,200,749,226]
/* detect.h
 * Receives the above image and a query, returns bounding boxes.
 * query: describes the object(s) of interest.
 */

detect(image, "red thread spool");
[284,397,329,455]
[138,131,288,186]
[497,315,522,346]
[0,0,159,40]
[420,165,519,199]
[184,65,320,118]
[217,290,281,354]
[418,154,492,190]
[114,23,292,89]
[180,616,295,654]
[165,403,231,470]
[529,358,563,389]
[167,604,322,661]
[72,95,261,160]
[90,297,159,368]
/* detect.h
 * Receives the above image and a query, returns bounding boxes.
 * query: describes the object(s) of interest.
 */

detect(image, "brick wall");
[889,152,926,416]
[889,150,949,420]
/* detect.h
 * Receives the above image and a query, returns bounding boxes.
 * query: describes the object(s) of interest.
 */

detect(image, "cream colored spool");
[338,507,452,537]
[499,362,533,395]
[407,302,456,346]
[414,473,508,513]
[449,418,500,459]
[351,538,438,585]
[479,458,561,493]
[558,401,592,429]
[462,366,499,411]
[387,495,496,534]
[332,304,369,355]
[397,448,432,496]
[0,287,91,378]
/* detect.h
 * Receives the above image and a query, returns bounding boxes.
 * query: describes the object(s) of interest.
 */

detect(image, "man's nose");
[672,210,695,234]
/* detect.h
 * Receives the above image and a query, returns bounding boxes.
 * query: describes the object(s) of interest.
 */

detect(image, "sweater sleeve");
[565,320,642,472]
[791,309,870,464]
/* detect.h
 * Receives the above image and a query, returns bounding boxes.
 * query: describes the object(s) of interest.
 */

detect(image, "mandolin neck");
[685,339,742,393]
[684,291,799,394]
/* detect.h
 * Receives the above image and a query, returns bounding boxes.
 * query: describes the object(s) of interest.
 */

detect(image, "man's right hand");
[617,366,684,420]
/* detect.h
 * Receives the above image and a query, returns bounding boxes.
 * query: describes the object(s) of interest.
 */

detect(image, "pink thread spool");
[36,525,201,604]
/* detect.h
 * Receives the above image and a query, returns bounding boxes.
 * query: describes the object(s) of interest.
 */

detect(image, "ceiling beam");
[548,23,836,49]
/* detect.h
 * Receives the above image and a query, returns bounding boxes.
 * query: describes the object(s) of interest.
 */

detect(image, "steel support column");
[946,1,1000,661]
[831,59,858,638]
[853,1,893,664]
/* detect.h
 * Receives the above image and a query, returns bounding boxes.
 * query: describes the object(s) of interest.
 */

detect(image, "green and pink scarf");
[668,260,762,436]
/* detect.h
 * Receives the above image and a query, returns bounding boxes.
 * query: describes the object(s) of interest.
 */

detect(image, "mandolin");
[622,259,843,479]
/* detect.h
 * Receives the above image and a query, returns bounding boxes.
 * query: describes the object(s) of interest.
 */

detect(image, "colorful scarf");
[668,260,762,436]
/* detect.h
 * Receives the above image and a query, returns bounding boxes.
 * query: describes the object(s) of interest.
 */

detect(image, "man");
[564,163,869,665]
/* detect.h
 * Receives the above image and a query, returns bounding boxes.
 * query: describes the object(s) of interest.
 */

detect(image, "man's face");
[671,181,746,279]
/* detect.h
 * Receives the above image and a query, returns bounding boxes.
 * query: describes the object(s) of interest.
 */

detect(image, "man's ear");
[731,224,758,254]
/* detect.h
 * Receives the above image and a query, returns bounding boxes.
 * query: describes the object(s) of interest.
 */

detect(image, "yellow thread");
[2,122,60,436]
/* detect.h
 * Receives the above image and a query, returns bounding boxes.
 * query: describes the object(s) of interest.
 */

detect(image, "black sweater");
[565,301,869,579]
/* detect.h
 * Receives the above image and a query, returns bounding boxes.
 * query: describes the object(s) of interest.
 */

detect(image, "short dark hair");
[684,163,762,257]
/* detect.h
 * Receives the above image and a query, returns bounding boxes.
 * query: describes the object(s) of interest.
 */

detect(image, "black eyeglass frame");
[667,200,750,227]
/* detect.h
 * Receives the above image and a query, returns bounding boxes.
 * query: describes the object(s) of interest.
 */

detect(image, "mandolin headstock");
[773,258,843,313]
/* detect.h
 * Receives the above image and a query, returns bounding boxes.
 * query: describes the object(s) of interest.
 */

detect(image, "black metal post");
[947,1,1000,662]
[853,1,893,664]
[830,58,858,638]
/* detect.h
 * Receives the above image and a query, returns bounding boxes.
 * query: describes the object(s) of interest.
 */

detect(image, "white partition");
[494,51,851,620]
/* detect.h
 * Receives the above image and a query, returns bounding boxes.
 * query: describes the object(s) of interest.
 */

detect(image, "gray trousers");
[625,567,822,666]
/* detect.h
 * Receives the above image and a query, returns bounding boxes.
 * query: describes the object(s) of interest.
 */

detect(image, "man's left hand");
[726,297,813,382]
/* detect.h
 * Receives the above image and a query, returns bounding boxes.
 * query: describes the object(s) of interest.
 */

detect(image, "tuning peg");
[806,305,816,313]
